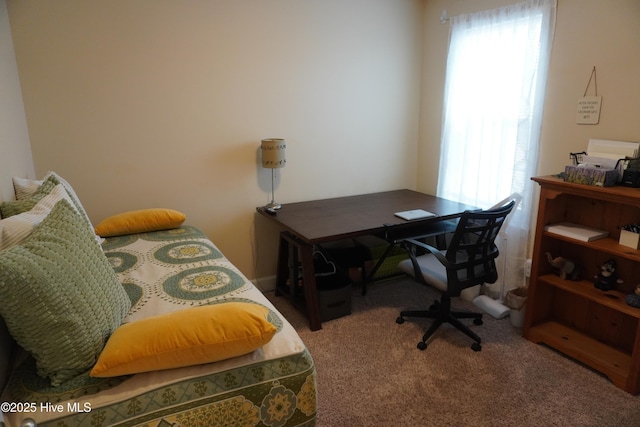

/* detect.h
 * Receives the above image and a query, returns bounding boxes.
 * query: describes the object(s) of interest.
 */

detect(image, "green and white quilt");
[2,226,316,427]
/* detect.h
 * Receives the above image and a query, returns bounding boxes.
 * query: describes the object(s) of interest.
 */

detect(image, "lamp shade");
[261,138,286,169]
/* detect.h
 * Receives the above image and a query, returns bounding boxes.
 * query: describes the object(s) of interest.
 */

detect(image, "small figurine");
[594,259,623,291]
[546,252,580,280]
[624,285,640,308]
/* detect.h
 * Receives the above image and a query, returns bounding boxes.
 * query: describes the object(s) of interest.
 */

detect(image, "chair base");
[396,296,483,351]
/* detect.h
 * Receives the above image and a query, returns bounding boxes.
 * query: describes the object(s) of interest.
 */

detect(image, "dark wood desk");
[257,189,476,330]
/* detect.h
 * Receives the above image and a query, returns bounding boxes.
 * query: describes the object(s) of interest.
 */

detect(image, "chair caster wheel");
[471,343,482,352]
[396,317,405,324]
[417,341,427,351]
[474,318,483,326]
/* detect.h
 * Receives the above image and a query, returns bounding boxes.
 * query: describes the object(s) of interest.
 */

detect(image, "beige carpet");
[266,278,640,427]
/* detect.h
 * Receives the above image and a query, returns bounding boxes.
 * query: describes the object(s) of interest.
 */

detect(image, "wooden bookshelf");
[524,176,640,394]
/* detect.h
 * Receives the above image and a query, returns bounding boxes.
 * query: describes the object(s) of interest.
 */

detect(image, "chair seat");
[398,253,448,292]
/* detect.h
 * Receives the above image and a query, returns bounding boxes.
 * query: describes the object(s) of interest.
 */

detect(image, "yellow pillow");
[90,302,277,377]
[94,208,186,237]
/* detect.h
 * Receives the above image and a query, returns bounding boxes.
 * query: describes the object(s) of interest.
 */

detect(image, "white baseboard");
[252,275,277,293]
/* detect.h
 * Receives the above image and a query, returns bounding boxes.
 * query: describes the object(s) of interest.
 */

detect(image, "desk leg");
[298,243,322,331]
[277,232,322,331]
[275,236,289,297]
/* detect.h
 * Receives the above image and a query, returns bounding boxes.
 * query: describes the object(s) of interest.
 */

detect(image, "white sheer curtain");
[437,0,556,296]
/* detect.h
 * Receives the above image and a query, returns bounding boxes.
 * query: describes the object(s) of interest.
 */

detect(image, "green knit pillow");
[0,176,57,218]
[0,199,131,386]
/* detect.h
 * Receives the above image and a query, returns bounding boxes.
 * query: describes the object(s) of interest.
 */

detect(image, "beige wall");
[7,0,424,285]
[7,0,640,283]
[419,0,640,196]
[0,0,34,203]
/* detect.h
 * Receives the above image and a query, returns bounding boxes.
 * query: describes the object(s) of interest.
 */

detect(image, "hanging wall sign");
[576,67,601,125]
[576,96,602,124]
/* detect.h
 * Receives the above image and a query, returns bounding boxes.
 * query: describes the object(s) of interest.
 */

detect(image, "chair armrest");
[402,238,452,268]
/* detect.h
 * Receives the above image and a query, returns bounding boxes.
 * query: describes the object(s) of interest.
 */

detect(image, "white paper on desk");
[394,209,436,221]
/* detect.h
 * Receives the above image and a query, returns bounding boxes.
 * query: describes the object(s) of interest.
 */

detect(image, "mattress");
[1,226,317,427]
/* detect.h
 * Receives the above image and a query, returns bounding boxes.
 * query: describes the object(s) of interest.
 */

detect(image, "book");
[544,222,609,242]
[394,209,436,221]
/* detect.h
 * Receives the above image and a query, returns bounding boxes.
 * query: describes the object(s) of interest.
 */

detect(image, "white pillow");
[11,171,103,245]
[0,184,77,251]
[12,176,43,200]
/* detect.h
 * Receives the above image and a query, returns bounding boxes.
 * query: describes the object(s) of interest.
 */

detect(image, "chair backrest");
[444,199,515,293]
[488,192,521,240]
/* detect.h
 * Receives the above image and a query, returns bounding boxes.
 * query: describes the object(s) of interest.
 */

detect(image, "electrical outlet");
[525,258,532,277]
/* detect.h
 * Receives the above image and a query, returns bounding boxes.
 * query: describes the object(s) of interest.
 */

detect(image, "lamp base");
[264,202,282,210]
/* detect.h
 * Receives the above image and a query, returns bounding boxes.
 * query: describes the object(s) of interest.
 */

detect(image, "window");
[437,0,556,293]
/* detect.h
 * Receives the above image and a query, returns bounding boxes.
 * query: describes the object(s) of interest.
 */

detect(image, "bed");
[0,172,317,427]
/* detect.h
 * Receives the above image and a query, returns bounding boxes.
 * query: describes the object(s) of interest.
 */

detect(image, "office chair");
[395,199,516,351]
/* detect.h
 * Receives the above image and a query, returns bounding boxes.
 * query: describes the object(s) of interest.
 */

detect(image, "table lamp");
[261,138,286,210]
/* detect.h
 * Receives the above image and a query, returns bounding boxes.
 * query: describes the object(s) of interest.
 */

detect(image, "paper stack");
[581,139,640,178]
[544,222,609,242]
